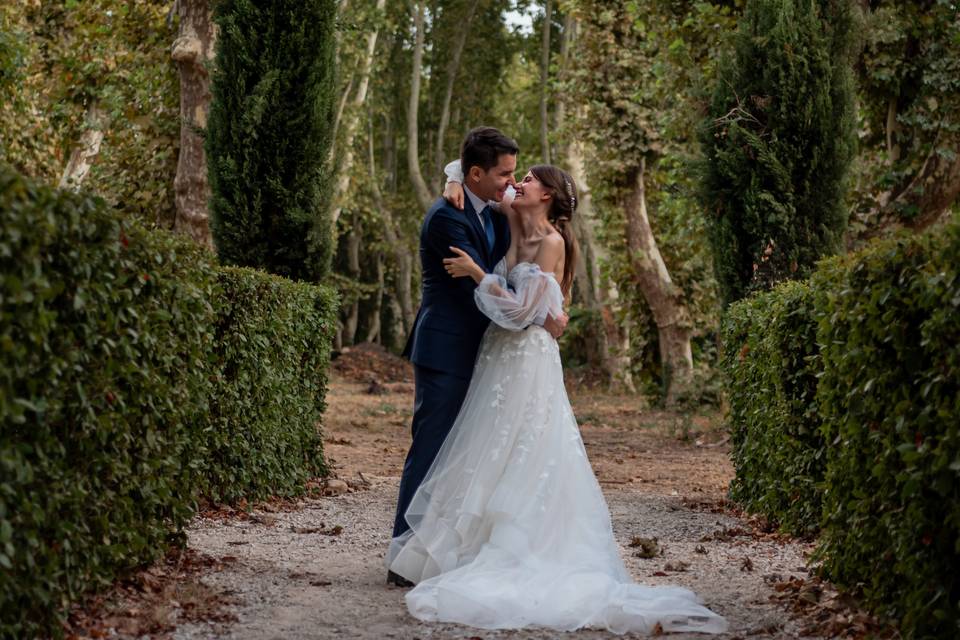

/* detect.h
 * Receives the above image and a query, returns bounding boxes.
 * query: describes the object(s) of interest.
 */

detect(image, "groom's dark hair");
[461,127,519,175]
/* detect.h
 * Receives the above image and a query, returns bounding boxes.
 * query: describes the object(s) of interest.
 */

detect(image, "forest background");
[2,0,957,403]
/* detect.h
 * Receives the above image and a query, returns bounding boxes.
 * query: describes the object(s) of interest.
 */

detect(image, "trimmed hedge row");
[0,169,217,638]
[814,222,960,638]
[721,219,960,638]
[720,280,824,536]
[0,168,338,637]
[203,267,335,503]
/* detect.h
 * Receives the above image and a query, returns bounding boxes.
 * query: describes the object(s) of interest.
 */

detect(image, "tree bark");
[330,0,387,228]
[59,101,108,191]
[407,0,434,210]
[432,0,481,192]
[342,221,361,346]
[365,252,384,344]
[623,158,693,404]
[171,0,215,248]
[539,0,553,164]
[893,131,960,230]
[556,14,632,390]
[370,116,414,333]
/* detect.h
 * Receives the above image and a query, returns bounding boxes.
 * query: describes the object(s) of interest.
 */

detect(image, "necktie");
[480,206,495,252]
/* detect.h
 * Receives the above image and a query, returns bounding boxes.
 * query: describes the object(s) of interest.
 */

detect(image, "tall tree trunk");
[556,14,632,390]
[59,102,107,191]
[890,130,960,230]
[327,74,355,166]
[370,115,414,333]
[432,0,481,192]
[342,221,361,346]
[171,0,215,248]
[365,252,384,344]
[407,0,433,210]
[330,0,386,228]
[623,158,693,404]
[538,0,552,164]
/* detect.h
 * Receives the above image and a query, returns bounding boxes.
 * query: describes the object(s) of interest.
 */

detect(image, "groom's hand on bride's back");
[543,313,569,340]
[443,181,465,210]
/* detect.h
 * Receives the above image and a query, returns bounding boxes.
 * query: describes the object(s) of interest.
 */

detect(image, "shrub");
[0,166,339,636]
[202,267,338,503]
[721,279,824,535]
[698,0,858,305]
[206,0,338,281]
[0,167,217,637]
[813,220,960,638]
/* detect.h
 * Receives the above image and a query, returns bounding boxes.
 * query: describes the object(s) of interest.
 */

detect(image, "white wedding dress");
[387,260,727,635]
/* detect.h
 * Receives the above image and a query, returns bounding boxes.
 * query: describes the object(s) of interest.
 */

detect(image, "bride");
[386,163,727,635]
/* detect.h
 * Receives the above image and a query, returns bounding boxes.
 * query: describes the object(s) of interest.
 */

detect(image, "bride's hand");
[443,181,465,210]
[443,247,484,283]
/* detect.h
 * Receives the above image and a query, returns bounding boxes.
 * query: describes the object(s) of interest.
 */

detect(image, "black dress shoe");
[386,570,414,587]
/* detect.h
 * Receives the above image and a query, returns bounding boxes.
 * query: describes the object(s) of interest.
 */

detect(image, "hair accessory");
[564,178,576,212]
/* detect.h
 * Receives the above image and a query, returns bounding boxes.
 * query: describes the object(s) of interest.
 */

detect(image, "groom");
[389,127,564,586]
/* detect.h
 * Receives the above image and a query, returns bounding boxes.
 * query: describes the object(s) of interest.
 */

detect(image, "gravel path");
[173,475,817,640]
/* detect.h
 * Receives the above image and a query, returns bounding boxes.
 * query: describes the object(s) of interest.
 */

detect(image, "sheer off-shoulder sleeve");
[474,262,564,331]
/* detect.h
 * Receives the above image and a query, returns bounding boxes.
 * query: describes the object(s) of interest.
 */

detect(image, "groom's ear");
[466,165,483,184]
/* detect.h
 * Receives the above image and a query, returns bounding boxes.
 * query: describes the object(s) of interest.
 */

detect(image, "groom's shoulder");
[426,197,466,224]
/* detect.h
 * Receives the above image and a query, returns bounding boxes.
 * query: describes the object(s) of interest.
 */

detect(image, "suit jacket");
[402,195,510,379]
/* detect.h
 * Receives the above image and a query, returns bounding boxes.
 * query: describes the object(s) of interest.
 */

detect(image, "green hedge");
[202,267,336,503]
[0,167,338,637]
[721,279,824,536]
[721,218,960,638]
[0,169,217,637]
[813,223,960,638]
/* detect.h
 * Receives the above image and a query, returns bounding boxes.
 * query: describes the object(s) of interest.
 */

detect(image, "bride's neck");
[518,208,551,239]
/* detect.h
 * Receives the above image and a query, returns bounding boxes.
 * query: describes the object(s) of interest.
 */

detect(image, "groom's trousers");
[392,364,472,538]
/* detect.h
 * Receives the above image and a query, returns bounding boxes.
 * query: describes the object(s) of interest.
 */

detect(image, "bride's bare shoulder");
[534,232,564,271]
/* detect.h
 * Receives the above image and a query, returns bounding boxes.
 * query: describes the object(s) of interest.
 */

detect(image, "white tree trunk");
[59,102,107,191]
[370,118,414,333]
[330,0,386,228]
[365,252,384,344]
[171,0,215,248]
[539,0,553,164]
[342,222,362,346]
[623,158,693,404]
[407,0,433,210]
[432,0,481,192]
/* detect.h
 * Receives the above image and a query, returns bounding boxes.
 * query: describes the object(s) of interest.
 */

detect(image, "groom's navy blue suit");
[394,194,510,538]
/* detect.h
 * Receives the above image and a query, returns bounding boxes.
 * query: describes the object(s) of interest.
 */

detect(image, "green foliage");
[699,0,858,305]
[721,280,824,535]
[813,219,960,638]
[203,268,338,503]
[722,213,960,636]
[850,0,960,230]
[207,0,338,282]
[566,1,738,394]
[0,167,339,636]
[0,1,180,225]
[0,167,217,637]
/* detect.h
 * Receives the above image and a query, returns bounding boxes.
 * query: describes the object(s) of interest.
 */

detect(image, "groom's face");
[476,153,517,203]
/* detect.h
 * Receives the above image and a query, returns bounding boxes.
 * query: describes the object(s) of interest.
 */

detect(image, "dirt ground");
[68,344,888,640]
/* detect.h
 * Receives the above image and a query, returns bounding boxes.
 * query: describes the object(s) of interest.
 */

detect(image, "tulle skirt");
[387,325,727,634]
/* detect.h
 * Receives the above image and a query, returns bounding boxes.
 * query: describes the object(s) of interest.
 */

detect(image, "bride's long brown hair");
[529,165,579,296]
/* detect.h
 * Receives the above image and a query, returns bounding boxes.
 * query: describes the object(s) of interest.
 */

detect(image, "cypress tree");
[698,0,858,305]
[206,0,337,281]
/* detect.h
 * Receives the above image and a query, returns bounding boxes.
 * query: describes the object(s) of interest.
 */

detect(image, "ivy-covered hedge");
[0,167,338,637]
[202,267,336,503]
[720,280,824,536]
[721,218,960,638]
[0,169,217,637]
[813,223,960,638]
